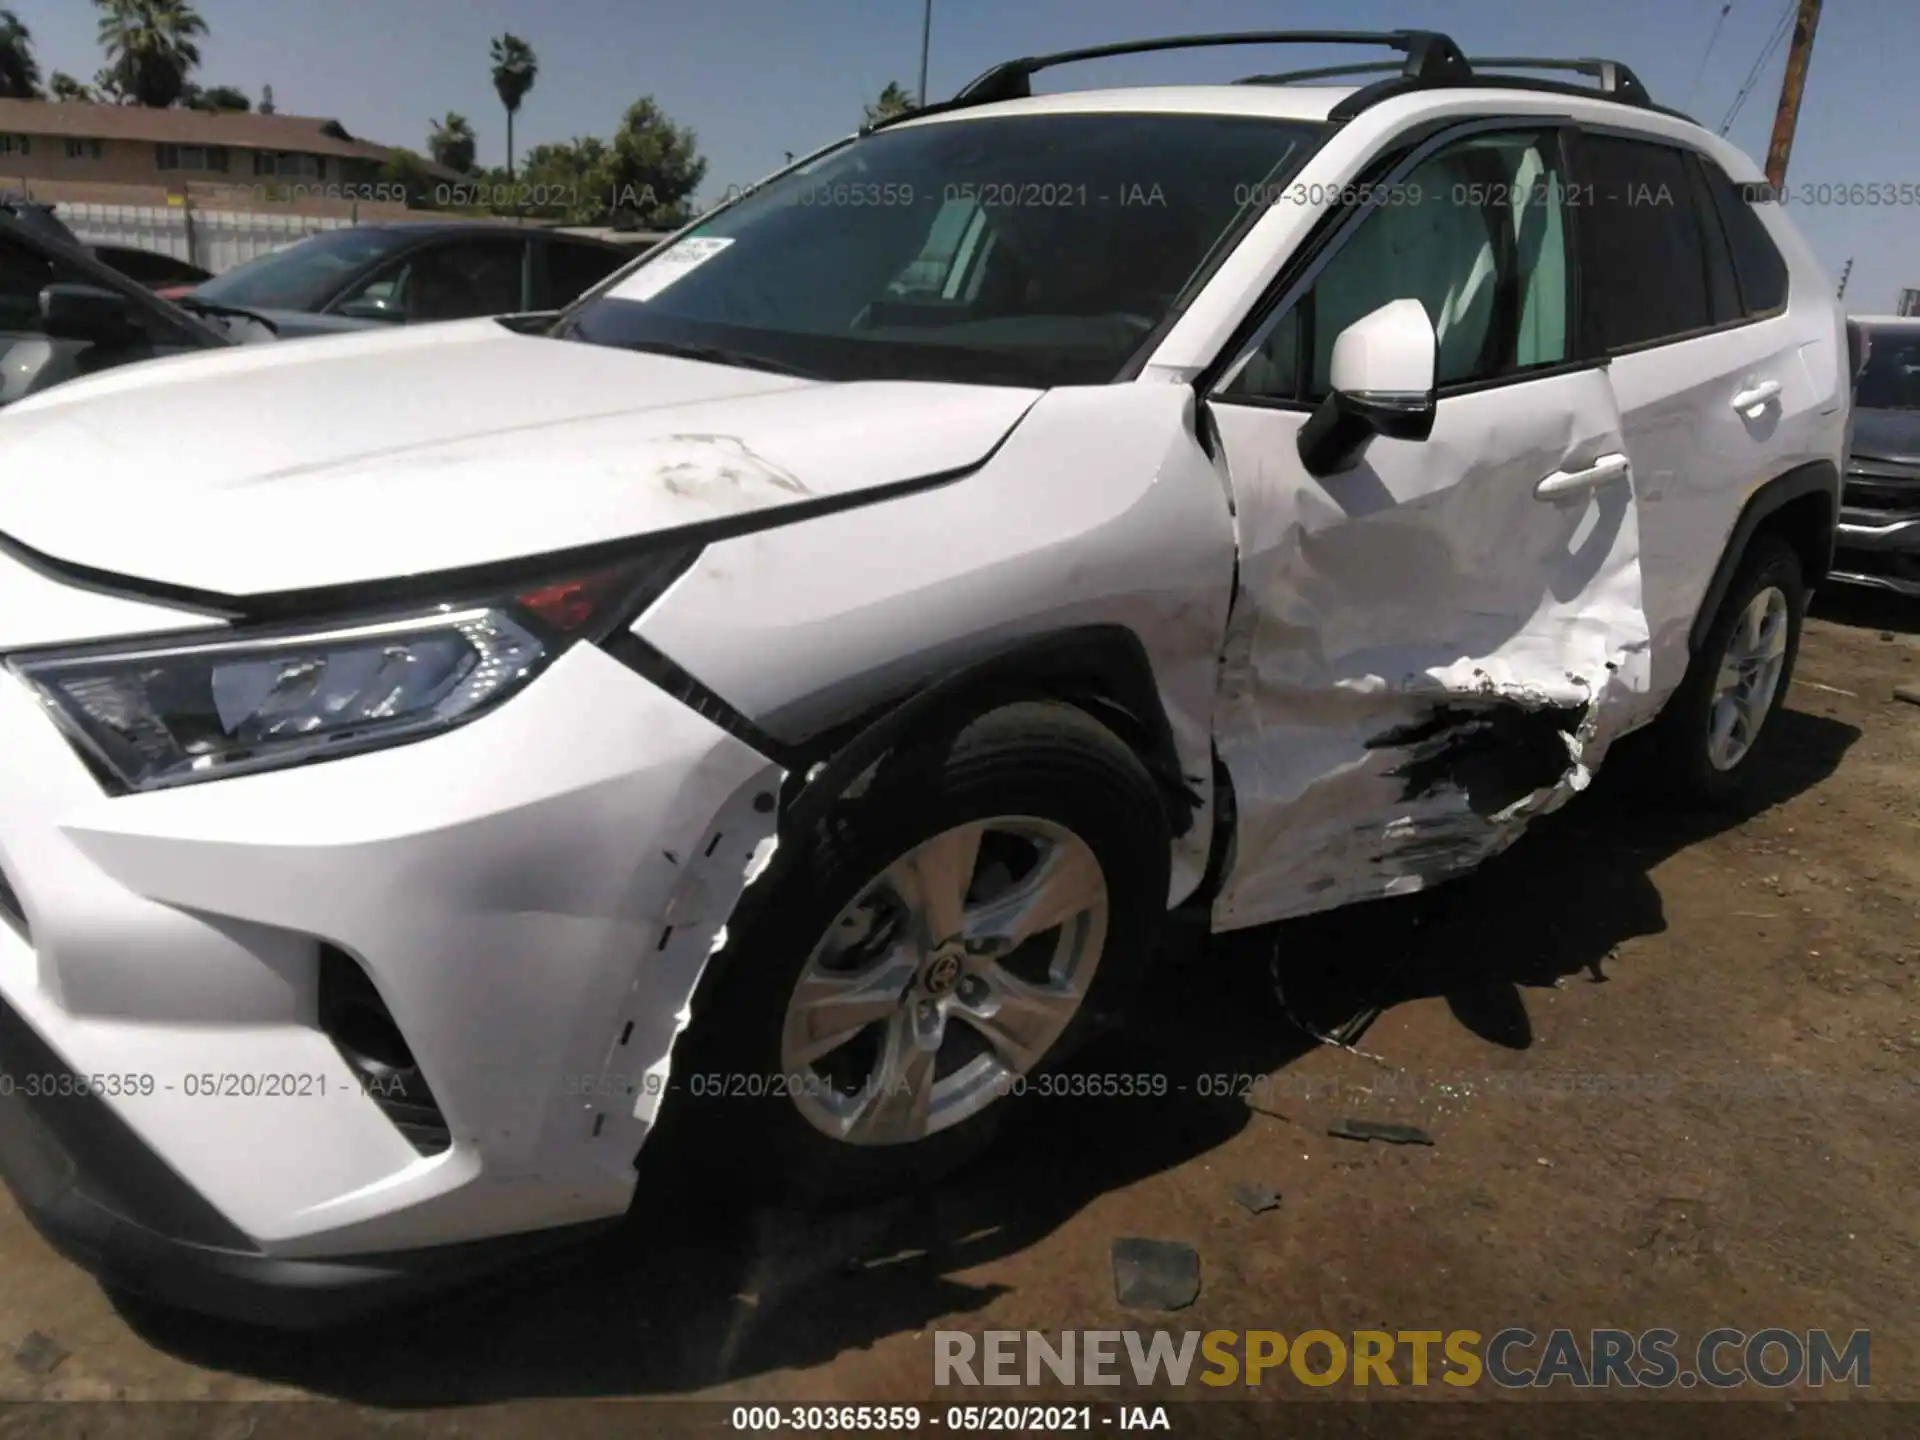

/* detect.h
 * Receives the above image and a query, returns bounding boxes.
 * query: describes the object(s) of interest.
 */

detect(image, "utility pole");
[917,0,933,106]
[1763,0,1823,190]
[1836,256,1852,299]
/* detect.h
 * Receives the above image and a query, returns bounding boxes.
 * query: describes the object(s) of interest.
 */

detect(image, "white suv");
[0,32,1847,1326]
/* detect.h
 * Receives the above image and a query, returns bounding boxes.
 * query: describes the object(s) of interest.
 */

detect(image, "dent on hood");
[653,433,811,503]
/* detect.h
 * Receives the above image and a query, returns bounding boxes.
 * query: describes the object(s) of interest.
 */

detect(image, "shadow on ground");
[1812,585,1920,637]
[114,710,1860,1405]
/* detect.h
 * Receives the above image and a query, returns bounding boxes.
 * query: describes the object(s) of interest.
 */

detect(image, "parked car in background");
[89,244,214,293]
[0,194,214,294]
[1833,316,1920,596]
[0,203,239,408]
[182,221,633,337]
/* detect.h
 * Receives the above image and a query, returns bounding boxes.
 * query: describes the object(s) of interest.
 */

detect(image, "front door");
[1201,122,1651,932]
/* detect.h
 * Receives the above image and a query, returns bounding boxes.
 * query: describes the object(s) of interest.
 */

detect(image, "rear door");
[1201,120,1649,931]
[1564,130,1825,705]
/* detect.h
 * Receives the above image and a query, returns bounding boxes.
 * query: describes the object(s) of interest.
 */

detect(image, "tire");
[1645,532,1806,805]
[658,699,1170,1205]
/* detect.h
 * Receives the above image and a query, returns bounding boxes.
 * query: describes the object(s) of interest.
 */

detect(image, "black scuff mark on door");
[1368,700,1591,819]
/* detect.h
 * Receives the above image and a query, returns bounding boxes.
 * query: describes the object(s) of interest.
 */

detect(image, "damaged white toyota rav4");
[0,32,1847,1326]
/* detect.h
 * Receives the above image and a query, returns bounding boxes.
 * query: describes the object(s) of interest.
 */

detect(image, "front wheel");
[1647,533,1806,805]
[661,701,1171,1205]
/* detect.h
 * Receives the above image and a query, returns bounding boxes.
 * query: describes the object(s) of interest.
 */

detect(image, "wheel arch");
[780,623,1202,845]
[1688,459,1838,657]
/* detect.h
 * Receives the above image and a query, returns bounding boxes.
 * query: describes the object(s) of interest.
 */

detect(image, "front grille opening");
[317,944,451,1157]
[1842,476,1920,524]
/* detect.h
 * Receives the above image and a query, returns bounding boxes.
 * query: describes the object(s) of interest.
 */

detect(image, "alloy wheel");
[777,815,1108,1146]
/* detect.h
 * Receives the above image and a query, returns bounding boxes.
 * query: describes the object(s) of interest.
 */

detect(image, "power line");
[1686,2,1735,110]
[1719,0,1797,135]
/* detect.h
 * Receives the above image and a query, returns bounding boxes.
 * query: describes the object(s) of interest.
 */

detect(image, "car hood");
[0,319,1040,597]
[1850,407,1920,467]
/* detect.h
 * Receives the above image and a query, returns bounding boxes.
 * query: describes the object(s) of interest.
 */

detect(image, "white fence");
[52,203,357,274]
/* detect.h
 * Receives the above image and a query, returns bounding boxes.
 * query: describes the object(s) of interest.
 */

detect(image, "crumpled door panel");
[1207,369,1652,932]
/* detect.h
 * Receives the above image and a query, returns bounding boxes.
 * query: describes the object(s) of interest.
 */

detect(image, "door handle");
[1731,379,1782,417]
[1535,452,1630,501]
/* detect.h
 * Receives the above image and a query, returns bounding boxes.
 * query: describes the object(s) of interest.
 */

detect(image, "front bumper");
[1832,459,1920,597]
[0,987,614,1327]
[0,635,781,1324]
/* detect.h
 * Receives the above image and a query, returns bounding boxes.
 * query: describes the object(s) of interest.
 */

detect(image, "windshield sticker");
[612,236,734,302]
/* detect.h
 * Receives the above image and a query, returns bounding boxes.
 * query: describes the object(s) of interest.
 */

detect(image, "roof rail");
[1234,61,1407,86]
[1465,57,1654,108]
[1326,54,1692,123]
[863,29,1469,132]
[1242,53,1663,113]
[859,34,1693,137]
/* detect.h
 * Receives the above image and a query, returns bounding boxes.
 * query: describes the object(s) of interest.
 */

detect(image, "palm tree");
[489,33,538,182]
[863,80,915,126]
[0,9,41,99]
[49,71,94,103]
[428,111,477,174]
[93,0,208,108]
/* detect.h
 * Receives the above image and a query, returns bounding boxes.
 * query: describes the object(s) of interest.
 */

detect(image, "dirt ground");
[2,588,1917,1439]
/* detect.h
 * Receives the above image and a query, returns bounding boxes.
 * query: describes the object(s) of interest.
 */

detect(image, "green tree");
[378,147,445,209]
[863,80,914,126]
[602,96,706,226]
[515,139,605,221]
[0,9,40,99]
[186,82,250,111]
[258,82,273,113]
[427,111,477,174]
[94,0,207,108]
[516,98,706,227]
[488,32,538,182]
[49,71,95,102]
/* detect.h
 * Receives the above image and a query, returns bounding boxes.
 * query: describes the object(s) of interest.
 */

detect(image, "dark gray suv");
[1835,318,1920,597]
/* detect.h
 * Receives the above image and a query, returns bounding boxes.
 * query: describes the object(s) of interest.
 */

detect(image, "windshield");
[558,112,1324,387]
[1856,328,1920,410]
[195,228,408,310]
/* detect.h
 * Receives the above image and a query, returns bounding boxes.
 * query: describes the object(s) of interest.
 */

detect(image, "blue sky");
[13,0,1917,310]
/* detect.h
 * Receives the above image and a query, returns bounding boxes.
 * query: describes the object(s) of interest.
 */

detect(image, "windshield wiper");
[614,338,822,380]
[174,295,280,335]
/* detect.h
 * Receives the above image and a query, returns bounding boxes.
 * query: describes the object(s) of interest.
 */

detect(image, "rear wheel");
[661,701,1170,1204]
[1647,533,1806,804]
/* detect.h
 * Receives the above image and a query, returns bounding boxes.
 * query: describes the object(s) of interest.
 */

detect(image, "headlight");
[6,548,695,792]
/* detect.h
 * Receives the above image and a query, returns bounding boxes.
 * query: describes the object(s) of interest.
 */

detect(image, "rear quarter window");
[1700,159,1789,315]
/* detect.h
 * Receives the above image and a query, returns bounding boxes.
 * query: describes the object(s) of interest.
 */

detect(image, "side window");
[1574,134,1713,351]
[0,234,54,333]
[1698,158,1789,315]
[1225,130,1572,403]
[405,238,526,319]
[1684,156,1743,325]
[339,238,527,321]
[542,240,629,307]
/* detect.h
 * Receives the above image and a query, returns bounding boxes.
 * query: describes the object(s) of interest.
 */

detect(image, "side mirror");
[1297,298,1438,478]
[38,283,142,344]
